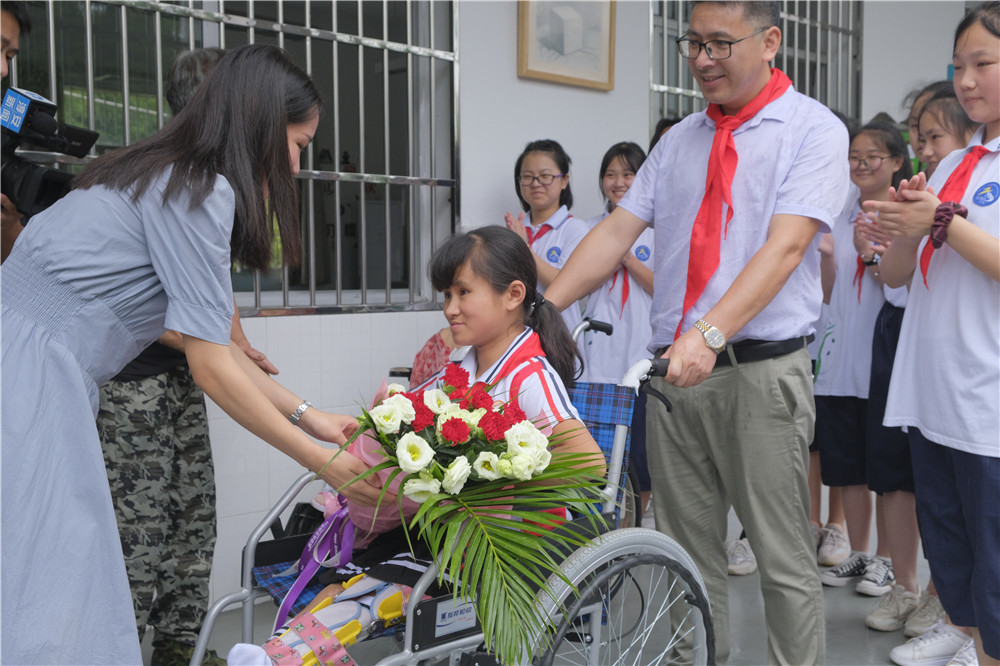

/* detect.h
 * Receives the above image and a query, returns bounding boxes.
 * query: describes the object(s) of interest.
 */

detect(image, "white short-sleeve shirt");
[580,210,656,383]
[813,195,886,398]
[523,205,589,334]
[884,128,1000,457]
[617,87,850,350]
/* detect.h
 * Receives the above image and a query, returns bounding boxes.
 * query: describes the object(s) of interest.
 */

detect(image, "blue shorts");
[865,304,914,495]
[910,428,1000,658]
[815,395,867,487]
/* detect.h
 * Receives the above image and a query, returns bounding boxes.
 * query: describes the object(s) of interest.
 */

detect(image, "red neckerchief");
[609,267,630,318]
[919,145,990,288]
[853,256,866,303]
[491,331,546,383]
[676,68,793,340]
[525,223,553,247]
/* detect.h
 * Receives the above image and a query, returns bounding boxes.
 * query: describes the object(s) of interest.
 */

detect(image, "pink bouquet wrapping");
[345,380,420,547]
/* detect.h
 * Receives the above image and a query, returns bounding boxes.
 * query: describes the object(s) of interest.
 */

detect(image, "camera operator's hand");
[1,194,25,263]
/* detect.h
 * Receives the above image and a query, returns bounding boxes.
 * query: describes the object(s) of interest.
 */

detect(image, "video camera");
[1,87,99,221]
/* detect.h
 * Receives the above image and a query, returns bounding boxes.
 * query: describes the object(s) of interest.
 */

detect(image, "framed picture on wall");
[517,1,616,91]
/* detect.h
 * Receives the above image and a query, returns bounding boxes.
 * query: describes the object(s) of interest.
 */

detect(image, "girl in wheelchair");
[244,226,604,665]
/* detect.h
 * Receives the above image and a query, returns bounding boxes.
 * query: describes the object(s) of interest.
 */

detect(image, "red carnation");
[469,385,494,410]
[479,410,512,441]
[442,364,470,396]
[440,417,471,445]
[504,401,527,424]
[406,391,435,431]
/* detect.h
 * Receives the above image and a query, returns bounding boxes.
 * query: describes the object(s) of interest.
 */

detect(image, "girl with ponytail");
[416,225,602,468]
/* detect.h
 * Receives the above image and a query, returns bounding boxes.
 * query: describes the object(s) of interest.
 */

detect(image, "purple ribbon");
[274,497,356,632]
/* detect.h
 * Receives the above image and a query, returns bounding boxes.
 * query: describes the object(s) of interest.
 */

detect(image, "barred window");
[8,0,457,312]
[650,1,862,128]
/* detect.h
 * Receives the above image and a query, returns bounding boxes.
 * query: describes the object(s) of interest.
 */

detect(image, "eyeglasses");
[848,155,890,170]
[675,26,769,60]
[518,173,564,187]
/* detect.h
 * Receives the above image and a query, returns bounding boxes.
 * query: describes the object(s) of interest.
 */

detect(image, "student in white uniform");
[505,139,589,337]
[867,6,1000,664]
[579,141,655,516]
[814,123,912,607]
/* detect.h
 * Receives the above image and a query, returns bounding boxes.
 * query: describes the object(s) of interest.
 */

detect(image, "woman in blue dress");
[1,44,382,664]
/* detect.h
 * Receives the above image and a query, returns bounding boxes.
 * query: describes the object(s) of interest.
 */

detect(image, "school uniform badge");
[972,182,998,206]
[546,246,562,263]
[635,245,651,261]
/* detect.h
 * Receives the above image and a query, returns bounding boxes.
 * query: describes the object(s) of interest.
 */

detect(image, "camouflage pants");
[97,366,216,646]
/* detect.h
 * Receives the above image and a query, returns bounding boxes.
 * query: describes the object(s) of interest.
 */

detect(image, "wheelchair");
[192,358,715,666]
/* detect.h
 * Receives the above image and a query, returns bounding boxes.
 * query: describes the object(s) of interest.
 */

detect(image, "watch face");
[706,328,726,351]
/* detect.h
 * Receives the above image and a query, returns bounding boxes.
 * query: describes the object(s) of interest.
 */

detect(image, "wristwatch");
[288,400,312,425]
[693,319,726,354]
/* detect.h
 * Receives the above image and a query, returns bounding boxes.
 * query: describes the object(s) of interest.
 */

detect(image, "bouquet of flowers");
[334,364,607,664]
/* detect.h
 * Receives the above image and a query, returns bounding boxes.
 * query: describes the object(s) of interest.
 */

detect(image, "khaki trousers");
[646,347,825,665]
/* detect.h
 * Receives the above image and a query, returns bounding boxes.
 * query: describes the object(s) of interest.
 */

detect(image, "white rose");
[508,453,535,481]
[504,421,549,456]
[402,476,441,504]
[396,432,435,473]
[382,393,416,424]
[442,456,472,494]
[370,403,403,435]
[387,382,407,395]
[424,388,453,415]
[473,452,502,481]
[532,447,552,474]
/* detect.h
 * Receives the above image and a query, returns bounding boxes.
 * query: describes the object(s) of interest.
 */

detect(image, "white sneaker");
[817,524,850,566]
[890,622,971,666]
[810,523,822,553]
[867,584,920,631]
[945,638,979,666]
[727,537,757,575]
[906,590,946,637]
[857,556,895,596]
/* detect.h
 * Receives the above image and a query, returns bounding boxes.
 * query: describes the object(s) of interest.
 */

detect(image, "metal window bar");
[14,0,456,314]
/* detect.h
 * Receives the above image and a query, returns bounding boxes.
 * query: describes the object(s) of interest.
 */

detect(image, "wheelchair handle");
[571,317,614,342]
[622,358,673,412]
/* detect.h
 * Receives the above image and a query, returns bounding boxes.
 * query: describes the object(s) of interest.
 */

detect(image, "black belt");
[715,336,813,367]
[655,335,813,367]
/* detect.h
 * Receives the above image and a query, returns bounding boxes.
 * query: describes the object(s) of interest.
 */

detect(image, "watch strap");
[288,400,312,425]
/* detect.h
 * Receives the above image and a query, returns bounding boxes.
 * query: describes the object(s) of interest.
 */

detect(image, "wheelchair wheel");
[532,528,714,666]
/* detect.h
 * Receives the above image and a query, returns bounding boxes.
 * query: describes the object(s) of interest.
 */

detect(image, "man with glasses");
[545,2,848,663]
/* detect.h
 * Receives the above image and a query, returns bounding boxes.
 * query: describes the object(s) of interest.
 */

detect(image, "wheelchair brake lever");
[622,359,673,412]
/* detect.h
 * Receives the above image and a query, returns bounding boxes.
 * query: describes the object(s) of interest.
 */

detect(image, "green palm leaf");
[408,456,607,664]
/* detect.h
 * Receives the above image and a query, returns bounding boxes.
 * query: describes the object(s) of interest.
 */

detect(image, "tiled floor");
[175,504,930,666]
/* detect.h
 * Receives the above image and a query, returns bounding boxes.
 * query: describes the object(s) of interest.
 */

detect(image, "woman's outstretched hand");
[316,447,387,506]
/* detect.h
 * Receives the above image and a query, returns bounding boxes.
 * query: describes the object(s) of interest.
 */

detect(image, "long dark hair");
[850,121,913,190]
[73,44,322,270]
[430,226,583,385]
[513,139,573,214]
[599,142,646,211]
[955,1,1000,49]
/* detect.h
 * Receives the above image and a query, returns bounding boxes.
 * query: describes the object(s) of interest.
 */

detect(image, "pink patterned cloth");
[408,331,452,389]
